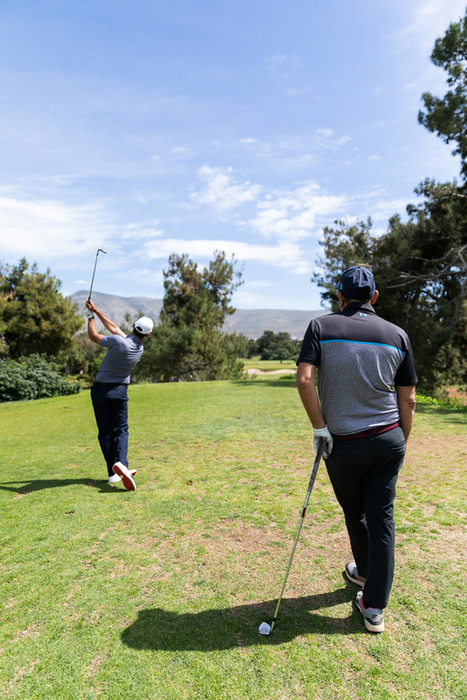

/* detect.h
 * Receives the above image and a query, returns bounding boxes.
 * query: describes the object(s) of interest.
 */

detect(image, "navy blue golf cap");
[338,266,376,300]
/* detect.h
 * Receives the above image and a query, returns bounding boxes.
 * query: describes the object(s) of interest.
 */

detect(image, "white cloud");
[233,280,276,307]
[243,280,273,288]
[190,169,347,244]
[392,0,466,98]
[314,129,352,150]
[286,87,311,97]
[171,146,195,159]
[354,188,411,224]
[114,267,164,288]
[265,54,302,73]
[143,238,312,274]
[122,224,164,240]
[0,195,110,259]
[397,0,465,56]
[251,183,348,241]
[191,166,262,210]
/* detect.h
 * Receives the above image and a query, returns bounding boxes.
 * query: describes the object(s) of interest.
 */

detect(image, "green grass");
[1,379,466,699]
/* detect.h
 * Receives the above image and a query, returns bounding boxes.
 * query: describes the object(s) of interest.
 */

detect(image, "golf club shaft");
[269,437,326,634]
[88,249,106,301]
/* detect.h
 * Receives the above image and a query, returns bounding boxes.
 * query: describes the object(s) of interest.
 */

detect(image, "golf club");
[259,437,326,636]
[87,249,107,302]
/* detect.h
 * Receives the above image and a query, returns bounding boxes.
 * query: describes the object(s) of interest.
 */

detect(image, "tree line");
[0,253,300,401]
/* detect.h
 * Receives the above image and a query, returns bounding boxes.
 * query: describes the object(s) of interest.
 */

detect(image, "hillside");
[70,291,328,338]
[222,308,327,338]
[71,291,163,327]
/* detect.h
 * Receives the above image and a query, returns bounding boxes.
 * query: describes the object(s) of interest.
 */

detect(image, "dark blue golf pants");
[325,426,406,609]
[91,382,129,477]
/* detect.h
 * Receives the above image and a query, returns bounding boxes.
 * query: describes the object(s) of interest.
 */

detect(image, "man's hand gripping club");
[312,426,333,459]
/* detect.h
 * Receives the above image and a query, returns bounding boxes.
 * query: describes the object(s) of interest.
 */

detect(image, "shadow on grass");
[0,478,123,495]
[236,378,297,389]
[121,587,362,650]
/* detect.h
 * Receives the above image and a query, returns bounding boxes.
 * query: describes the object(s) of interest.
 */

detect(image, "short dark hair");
[133,327,145,339]
[342,289,372,305]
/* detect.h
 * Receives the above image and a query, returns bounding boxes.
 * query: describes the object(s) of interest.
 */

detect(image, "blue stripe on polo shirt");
[319,339,406,355]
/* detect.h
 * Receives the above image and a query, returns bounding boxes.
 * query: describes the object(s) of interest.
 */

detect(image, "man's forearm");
[87,317,101,344]
[93,308,123,337]
[85,299,125,339]
[296,363,326,429]
[396,385,416,442]
[399,402,415,442]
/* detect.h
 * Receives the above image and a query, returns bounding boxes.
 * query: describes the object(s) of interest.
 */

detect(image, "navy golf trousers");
[325,426,406,609]
[91,382,129,477]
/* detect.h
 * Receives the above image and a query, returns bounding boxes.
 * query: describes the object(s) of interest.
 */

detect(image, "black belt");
[93,381,127,388]
[332,421,401,441]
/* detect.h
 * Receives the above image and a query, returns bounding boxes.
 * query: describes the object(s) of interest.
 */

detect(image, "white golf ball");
[259,622,271,635]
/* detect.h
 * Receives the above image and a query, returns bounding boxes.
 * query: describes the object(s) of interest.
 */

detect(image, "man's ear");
[370,290,379,305]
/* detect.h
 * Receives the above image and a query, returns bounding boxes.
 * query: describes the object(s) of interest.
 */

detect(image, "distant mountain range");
[70,291,329,339]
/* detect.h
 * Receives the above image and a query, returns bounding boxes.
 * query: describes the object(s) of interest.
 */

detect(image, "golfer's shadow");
[0,478,121,495]
[121,588,361,651]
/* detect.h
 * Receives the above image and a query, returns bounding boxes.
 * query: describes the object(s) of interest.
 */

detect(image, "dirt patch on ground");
[442,386,467,404]
[405,432,467,470]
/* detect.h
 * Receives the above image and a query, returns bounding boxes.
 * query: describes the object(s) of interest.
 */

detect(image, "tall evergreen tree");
[136,251,243,382]
[315,183,467,389]
[418,8,467,178]
[0,258,83,361]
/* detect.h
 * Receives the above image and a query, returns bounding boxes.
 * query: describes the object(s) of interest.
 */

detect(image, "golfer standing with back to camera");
[85,299,154,491]
[296,266,417,633]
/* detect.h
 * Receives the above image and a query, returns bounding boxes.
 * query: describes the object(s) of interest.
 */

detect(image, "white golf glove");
[85,311,94,319]
[313,426,333,459]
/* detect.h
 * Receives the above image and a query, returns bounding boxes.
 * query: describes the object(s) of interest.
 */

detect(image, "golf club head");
[259,622,271,636]
[260,442,325,635]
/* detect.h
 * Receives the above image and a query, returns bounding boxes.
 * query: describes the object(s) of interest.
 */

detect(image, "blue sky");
[0,0,465,310]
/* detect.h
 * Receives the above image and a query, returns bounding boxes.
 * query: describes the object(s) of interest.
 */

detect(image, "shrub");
[0,354,81,403]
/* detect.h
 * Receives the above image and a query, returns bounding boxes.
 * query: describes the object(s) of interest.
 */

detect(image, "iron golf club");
[259,437,326,636]
[87,249,107,302]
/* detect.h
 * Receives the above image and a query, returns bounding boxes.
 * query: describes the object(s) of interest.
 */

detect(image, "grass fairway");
[1,378,466,699]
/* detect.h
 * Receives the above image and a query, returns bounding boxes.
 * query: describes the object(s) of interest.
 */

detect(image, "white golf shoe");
[108,469,136,485]
[112,462,136,491]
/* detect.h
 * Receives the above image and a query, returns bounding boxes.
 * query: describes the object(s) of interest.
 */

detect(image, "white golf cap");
[134,316,154,334]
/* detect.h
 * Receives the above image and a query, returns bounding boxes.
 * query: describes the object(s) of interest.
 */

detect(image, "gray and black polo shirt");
[95,334,144,385]
[297,302,417,436]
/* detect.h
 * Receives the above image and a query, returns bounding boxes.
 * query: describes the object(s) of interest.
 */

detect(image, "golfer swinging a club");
[297,267,417,633]
[85,299,154,490]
